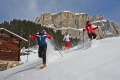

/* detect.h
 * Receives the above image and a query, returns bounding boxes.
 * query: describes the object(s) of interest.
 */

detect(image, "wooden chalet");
[0,28,28,61]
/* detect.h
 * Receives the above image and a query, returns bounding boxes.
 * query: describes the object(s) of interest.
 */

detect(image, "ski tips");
[40,65,46,69]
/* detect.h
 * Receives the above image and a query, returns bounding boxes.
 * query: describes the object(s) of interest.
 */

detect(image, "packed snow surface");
[0,37,120,80]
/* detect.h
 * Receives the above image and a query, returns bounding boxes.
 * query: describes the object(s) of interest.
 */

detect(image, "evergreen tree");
[0,19,80,49]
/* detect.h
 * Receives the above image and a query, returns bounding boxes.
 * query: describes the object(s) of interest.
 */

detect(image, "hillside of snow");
[0,37,120,80]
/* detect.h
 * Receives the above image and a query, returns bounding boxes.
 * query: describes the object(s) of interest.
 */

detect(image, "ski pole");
[26,38,30,62]
[100,20,106,37]
[69,33,76,46]
[71,38,76,46]
[83,30,84,48]
[51,40,63,57]
[97,23,102,40]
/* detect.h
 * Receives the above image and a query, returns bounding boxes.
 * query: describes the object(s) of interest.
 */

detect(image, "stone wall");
[0,60,23,71]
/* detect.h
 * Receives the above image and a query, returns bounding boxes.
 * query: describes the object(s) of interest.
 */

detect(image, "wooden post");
[18,40,21,61]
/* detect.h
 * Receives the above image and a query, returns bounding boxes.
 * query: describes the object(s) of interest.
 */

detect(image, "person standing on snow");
[63,31,71,50]
[29,27,52,68]
[83,21,98,40]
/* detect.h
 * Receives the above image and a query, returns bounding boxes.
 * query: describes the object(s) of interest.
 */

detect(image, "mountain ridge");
[35,11,120,39]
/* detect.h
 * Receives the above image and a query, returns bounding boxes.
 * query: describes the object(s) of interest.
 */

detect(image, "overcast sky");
[0,0,120,23]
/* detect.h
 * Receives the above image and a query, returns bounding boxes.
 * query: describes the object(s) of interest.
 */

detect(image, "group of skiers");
[62,20,98,50]
[29,20,98,68]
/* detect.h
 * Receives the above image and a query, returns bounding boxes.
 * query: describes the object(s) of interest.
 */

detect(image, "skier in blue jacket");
[29,27,52,68]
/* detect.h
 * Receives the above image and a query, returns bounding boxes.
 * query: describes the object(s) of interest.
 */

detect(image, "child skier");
[63,31,71,50]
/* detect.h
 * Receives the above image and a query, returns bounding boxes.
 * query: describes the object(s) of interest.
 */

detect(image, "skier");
[63,31,71,50]
[83,20,98,40]
[29,27,52,69]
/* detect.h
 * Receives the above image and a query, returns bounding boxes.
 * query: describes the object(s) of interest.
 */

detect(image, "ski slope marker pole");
[97,23,102,40]
[26,38,30,62]
[83,30,84,48]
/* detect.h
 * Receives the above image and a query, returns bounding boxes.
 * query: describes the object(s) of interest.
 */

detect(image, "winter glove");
[29,35,31,38]
[83,29,85,31]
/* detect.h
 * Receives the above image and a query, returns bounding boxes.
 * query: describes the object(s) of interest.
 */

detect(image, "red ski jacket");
[84,25,97,34]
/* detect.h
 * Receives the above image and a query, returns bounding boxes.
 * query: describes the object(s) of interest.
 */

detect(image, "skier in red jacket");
[83,21,98,40]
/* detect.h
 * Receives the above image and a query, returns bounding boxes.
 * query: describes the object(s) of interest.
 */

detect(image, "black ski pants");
[88,33,97,40]
[38,44,47,66]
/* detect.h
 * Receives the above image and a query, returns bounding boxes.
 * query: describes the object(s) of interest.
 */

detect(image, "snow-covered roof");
[0,28,28,42]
